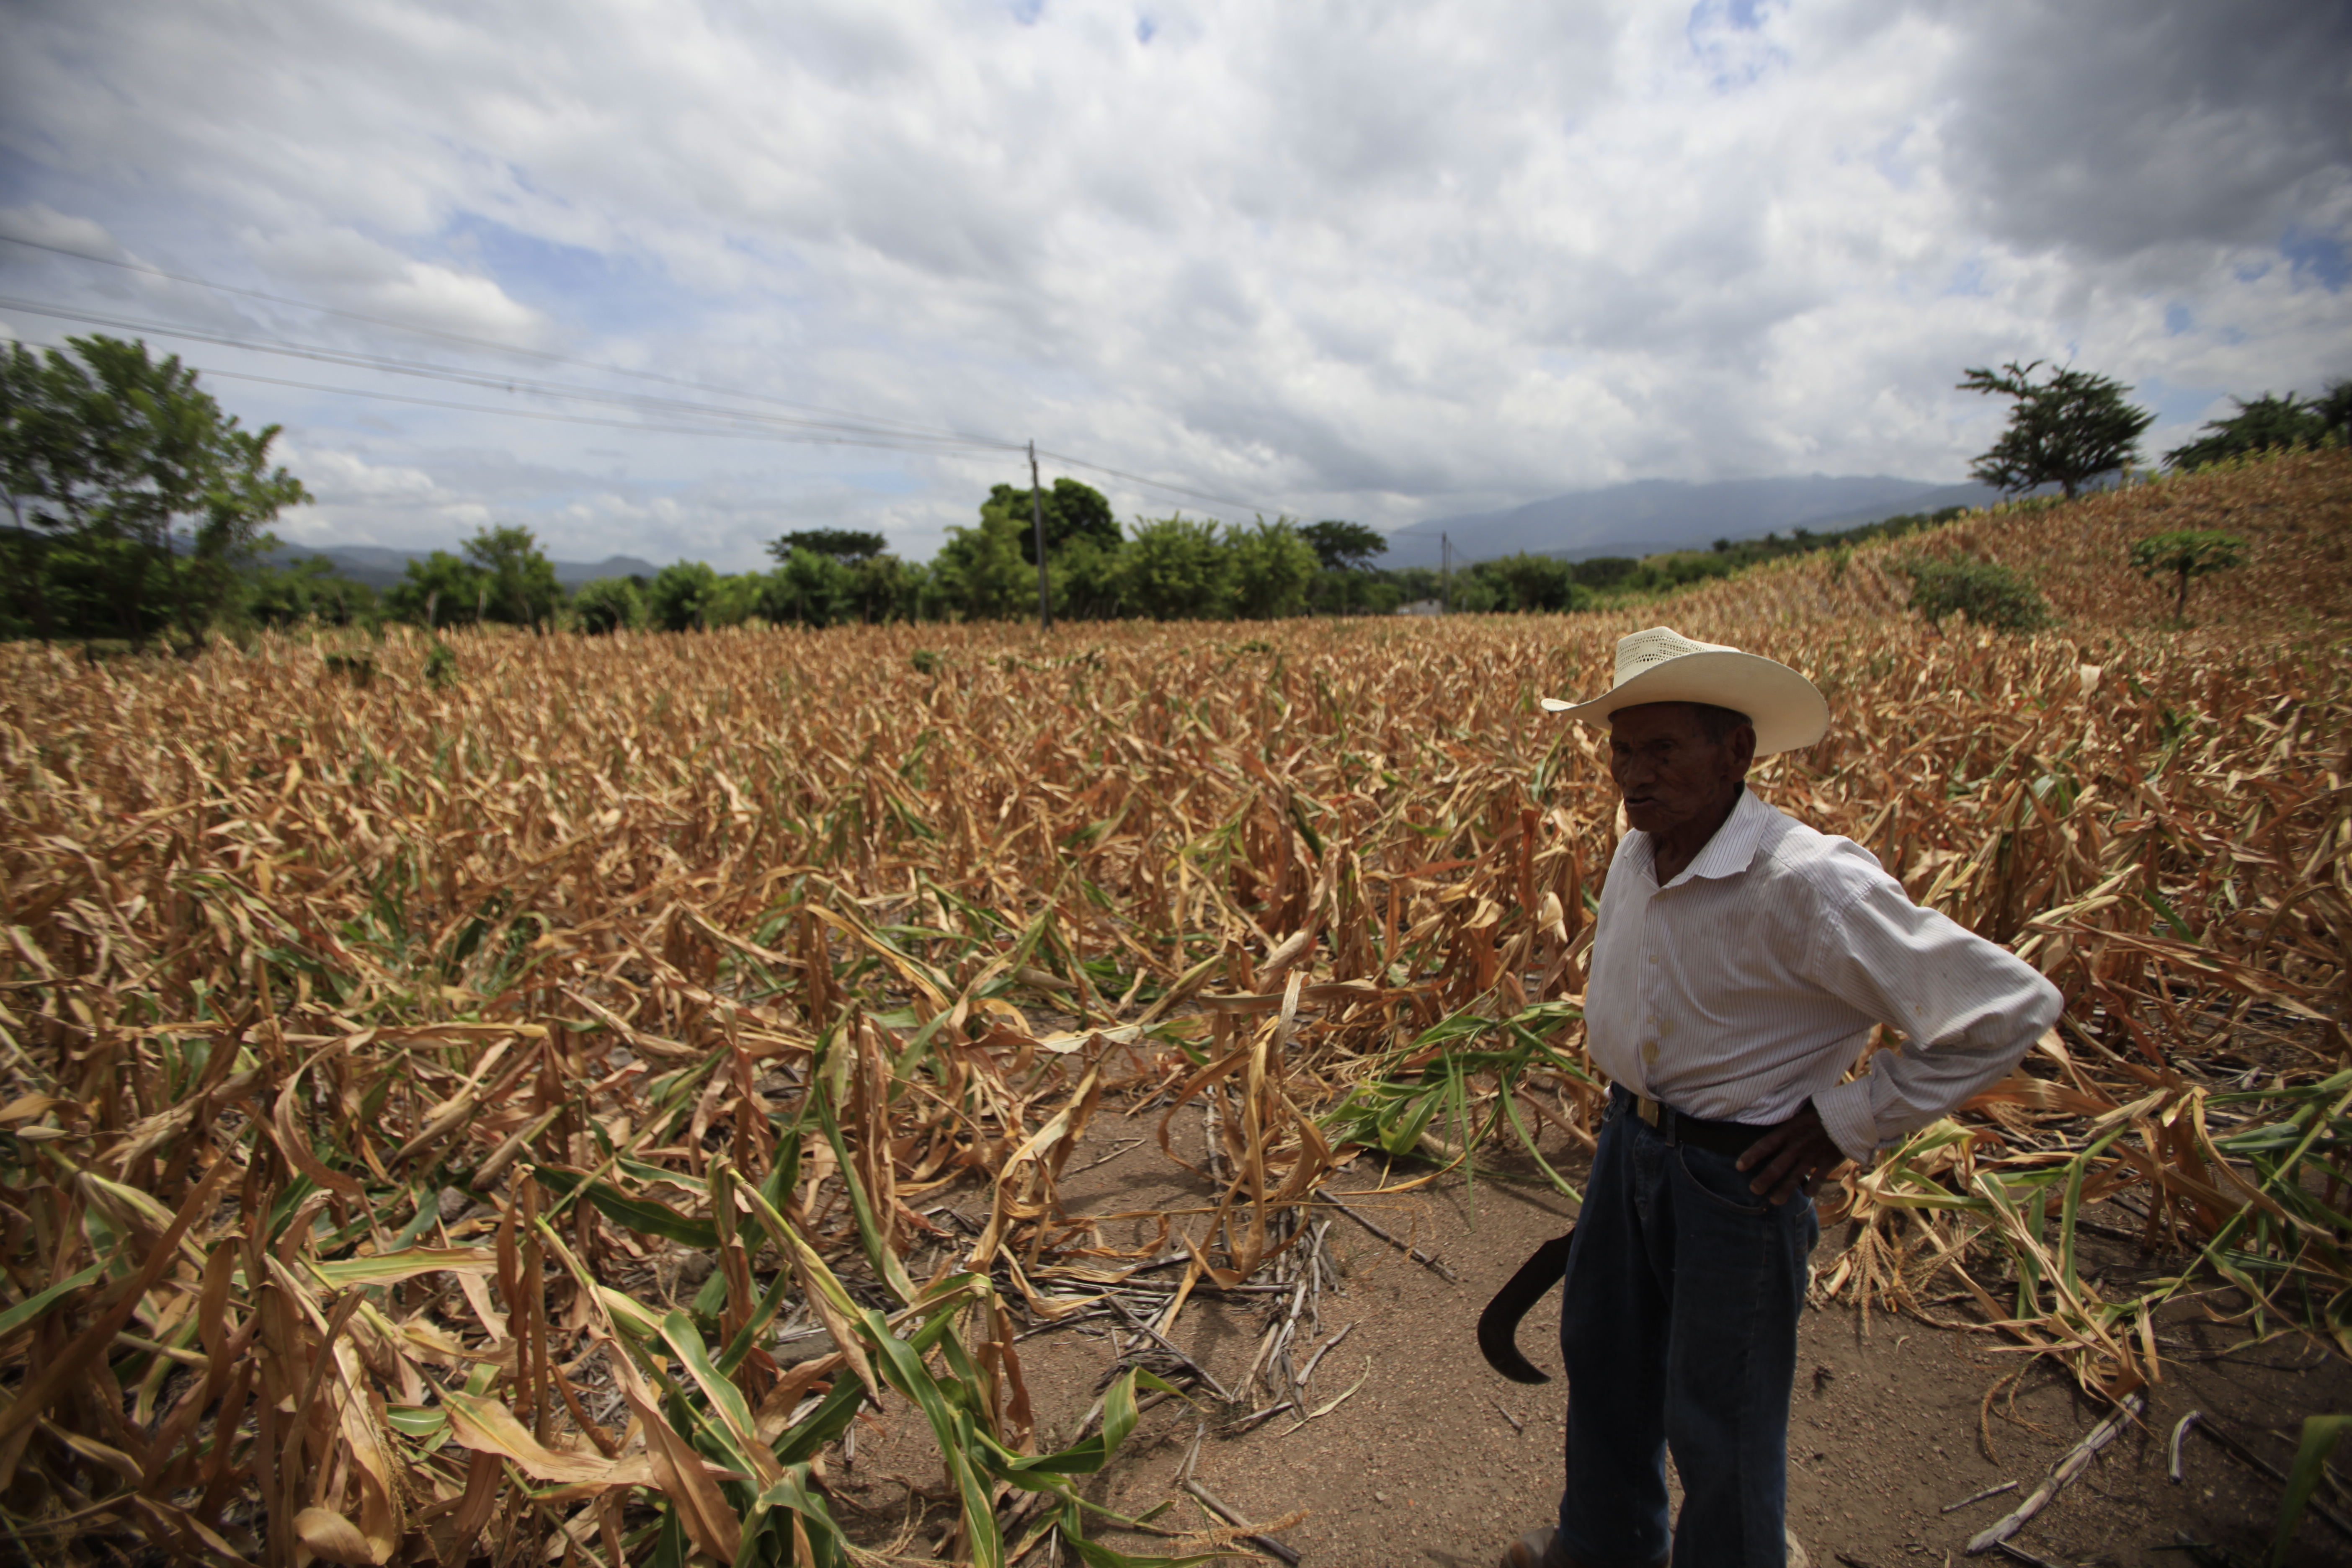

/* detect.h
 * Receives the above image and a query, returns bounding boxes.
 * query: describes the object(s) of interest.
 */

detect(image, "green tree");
[2313,380,2352,445]
[1958,359,2156,498]
[1484,552,1576,611]
[760,548,856,626]
[2,341,91,638]
[1115,515,1231,619]
[703,573,765,627]
[1624,550,1736,593]
[2165,391,2333,469]
[1298,520,1388,615]
[462,524,562,629]
[244,556,376,628]
[1045,535,1127,620]
[1299,519,1386,573]
[2129,529,2247,619]
[845,553,921,623]
[1225,519,1321,619]
[0,334,309,645]
[571,576,643,634]
[931,506,1034,620]
[762,532,920,622]
[645,561,721,630]
[385,550,490,628]
[767,528,887,562]
[1573,556,1640,591]
[980,478,1119,567]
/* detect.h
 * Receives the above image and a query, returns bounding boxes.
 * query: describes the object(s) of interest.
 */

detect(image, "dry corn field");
[3,449,2349,1567]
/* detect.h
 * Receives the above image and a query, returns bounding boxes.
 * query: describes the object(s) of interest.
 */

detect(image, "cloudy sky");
[3,0,2346,568]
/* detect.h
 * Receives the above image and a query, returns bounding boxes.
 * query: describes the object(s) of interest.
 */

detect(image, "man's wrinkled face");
[1607,702,1750,840]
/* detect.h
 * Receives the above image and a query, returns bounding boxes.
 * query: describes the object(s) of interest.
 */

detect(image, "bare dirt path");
[841,1112,2352,1568]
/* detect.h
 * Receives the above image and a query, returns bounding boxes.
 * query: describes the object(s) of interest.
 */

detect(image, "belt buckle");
[1637,1095,1661,1129]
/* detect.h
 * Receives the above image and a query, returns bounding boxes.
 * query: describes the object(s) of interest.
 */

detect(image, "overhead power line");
[0,293,1016,457]
[0,230,1004,449]
[1034,446,1285,519]
[0,231,1300,518]
[191,366,1007,454]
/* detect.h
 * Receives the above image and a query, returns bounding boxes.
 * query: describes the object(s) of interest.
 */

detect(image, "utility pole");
[1441,532,1450,615]
[1029,441,1051,632]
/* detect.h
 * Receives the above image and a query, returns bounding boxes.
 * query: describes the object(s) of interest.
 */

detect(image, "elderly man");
[1502,628,2063,1568]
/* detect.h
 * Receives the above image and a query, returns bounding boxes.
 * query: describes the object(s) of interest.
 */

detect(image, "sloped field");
[1,451,2346,1565]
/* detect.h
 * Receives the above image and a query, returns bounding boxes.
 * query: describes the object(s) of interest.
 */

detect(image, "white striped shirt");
[1584,785,2063,1164]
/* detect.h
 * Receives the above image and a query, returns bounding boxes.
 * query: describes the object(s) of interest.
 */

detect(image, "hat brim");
[1540,649,1829,756]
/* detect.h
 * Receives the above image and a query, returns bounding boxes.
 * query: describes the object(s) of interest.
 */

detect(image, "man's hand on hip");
[1736,1100,1844,1205]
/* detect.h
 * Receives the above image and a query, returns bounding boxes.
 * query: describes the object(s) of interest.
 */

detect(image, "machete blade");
[1477,1229,1574,1385]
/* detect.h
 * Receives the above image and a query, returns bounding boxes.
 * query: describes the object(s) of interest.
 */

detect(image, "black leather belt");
[1611,1083,1772,1161]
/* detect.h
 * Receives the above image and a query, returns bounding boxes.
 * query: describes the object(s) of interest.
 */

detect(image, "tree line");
[5,334,2344,644]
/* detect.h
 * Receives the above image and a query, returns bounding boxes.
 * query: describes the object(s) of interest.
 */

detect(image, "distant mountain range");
[1381,475,2009,567]
[273,543,660,590]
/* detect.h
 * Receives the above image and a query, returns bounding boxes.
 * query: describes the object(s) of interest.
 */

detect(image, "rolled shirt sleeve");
[1801,864,2065,1165]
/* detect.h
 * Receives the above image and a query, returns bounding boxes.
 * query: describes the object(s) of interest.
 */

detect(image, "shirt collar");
[1647,784,1777,889]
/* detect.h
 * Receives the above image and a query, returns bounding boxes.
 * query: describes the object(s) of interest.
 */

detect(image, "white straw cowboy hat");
[1541,626,1830,756]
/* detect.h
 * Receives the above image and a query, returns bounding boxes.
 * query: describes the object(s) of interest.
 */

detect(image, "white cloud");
[242,228,554,347]
[1,0,2344,565]
[0,202,122,258]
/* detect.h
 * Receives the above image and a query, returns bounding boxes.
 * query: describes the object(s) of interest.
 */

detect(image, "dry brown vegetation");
[2,449,2347,1566]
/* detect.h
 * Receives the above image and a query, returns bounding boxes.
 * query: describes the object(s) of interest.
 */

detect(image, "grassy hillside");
[1656,447,2352,637]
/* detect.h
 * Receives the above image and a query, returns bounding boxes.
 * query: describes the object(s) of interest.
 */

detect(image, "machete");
[1477,1228,1575,1384]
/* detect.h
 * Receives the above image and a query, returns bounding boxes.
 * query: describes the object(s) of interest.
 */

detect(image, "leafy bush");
[245,557,378,628]
[2129,529,2247,619]
[1574,556,1641,590]
[571,576,644,634]
[1113,515,1231,619]
[1225,519,1322,619]
[646,561,720,631]
[421,639,459,688]
[1899,557,2052,632]
[384,549,488,628]
[1485,552,1577,611]
[1628,550,1736,593]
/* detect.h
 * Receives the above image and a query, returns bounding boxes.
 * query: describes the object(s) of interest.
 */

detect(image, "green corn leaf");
[714,1259,802,1377]
[0,1261,105,1340]
[982,1367,1185,1480]
[862,1306,1005,1568]
[2270,1414,2352,1568]
[658,1309,769,1480]
[807,1045,918,1305]
[599,1285,665,1341]
[529,1165,721,1249]
[1499,1089,1581,1200]
[690,1265,730,1321]
[2057,1125,2128,1290]
[746,1464,850,1568]
[1056,1501,1229,1568]
[732,1181,867,1327]
[770,1300,970,1466]
[384,1404,448,1439]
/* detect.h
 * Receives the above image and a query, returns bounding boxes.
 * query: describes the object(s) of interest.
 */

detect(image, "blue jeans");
[1555,1088,1820,1568]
